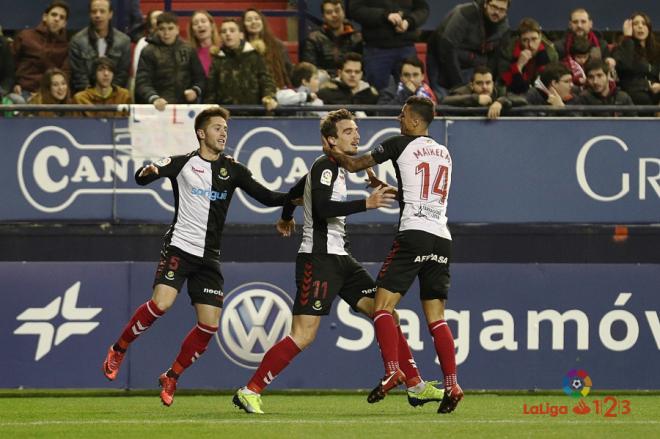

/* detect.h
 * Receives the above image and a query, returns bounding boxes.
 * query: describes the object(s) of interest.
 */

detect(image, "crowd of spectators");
[0,0,658,118]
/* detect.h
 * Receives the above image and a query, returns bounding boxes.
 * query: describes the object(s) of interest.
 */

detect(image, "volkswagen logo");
[215,282,293,369]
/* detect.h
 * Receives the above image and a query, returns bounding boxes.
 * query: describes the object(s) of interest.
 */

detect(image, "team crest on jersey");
[165,270,175,280]
[154,157,171,167]
[218,168,230,180]
[312,300,322,311]
[320,169,333,186]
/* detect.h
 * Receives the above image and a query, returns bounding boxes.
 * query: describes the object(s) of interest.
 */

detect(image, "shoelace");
[108,351,123,369]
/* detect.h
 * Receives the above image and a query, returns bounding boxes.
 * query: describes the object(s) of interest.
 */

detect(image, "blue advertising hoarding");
[1,262,658,390]
[1,115,659,223]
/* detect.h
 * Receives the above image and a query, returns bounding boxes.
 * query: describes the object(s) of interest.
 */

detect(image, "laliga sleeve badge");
[154,157,171,167]
[373,144,385,155]
[320,169,333,186]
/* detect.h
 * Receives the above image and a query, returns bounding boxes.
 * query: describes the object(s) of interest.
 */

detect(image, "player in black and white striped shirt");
[234,109,445,414]
[324,97,463,414]
[102,107,289,406]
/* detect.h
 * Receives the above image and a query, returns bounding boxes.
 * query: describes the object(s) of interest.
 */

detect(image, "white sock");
[241,386,258,395]
[407,380,426,393]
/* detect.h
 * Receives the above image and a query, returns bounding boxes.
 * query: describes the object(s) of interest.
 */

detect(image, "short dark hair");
[291,62,318,88]
[157,12,178,26]
[570,8,590,20]
[472,65,493,80]
[88,0,112,12]
[221,18,242,31]
[518,17,541,35]
[485,0,512,7]
[400,57,425,75]
[195,106,230,140]
[584,59,609,76]
[45,0,70,18]
[570,36,591,56]
[405,96,435,126]
[321,0,344,13]
[338,52,362,70]
[320,109,355,139]
[540,62,571,86]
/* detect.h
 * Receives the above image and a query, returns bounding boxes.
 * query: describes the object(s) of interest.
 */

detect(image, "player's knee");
[290,331,316,350]
[151,296,175,312]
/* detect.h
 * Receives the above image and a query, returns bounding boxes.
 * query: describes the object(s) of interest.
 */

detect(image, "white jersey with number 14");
[372,135,452,240]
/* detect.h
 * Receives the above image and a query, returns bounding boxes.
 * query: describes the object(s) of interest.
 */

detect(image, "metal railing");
[2,104,659,117]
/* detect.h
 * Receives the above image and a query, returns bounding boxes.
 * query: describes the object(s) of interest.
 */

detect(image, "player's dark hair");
[195,106,230,140]
[405,96,435,126]
[45,0,70,18]
[320,109,354,139]
[157,12,178,26]
[540,62,570,87]
[291,62,318,88]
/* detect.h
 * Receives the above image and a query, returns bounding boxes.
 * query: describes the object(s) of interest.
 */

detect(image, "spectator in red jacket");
[12,0,70,100]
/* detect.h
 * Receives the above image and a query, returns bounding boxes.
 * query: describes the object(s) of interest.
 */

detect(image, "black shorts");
[377,230,451,300]
[154,246,224,308]
[292,253,376,316]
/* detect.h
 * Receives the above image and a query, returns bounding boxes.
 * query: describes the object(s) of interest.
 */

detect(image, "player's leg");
[419,236,462,413]
[234,314,319,414]
[158,257,223,406]
[235,253,339,414]
[355,295,440,405]
[422,299,462,413]
[158,303,220,406]
[103,284,175,380]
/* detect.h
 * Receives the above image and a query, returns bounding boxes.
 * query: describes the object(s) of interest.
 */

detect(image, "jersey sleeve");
[281,175,306,220]
[311,160,366,219]
[233,161,287,207]
[370,136,407,164]
[134,155,187,186]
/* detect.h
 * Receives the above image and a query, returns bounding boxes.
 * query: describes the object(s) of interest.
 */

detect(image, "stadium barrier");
[1,106,658,223]
[2,261,659,390]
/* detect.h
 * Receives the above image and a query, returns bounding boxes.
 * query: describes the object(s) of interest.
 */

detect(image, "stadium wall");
[2,261,659,390]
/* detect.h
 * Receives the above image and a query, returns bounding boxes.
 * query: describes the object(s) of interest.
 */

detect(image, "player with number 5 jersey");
[324,96,462,414]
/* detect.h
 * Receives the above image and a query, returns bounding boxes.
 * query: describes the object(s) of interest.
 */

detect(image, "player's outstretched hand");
[365,168,397,195]
[139,164,159,177]
[366,185,395,209]
[276,218,296,237]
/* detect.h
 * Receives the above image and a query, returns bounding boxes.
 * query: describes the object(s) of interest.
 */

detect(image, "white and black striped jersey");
[284,155,366,255]
[136,150,287,261]
[371,135,452,240]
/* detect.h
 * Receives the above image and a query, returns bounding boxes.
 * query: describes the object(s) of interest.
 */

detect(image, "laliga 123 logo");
[563,369,592,398]
[215,282,293,369]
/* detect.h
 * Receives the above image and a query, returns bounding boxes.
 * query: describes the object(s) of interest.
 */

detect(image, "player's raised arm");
[135,156,181,186]
[322,135,377,173]
[234,161,288,207]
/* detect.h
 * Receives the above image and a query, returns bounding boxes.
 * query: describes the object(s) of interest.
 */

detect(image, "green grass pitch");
[1,391,659,438]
